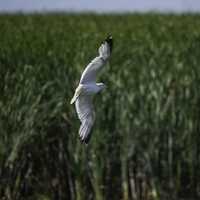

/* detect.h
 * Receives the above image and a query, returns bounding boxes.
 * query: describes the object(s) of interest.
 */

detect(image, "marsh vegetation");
[1,13,200,200]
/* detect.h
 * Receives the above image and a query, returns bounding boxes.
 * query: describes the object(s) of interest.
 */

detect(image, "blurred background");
[1,1,200,200]
[1,0,200,13]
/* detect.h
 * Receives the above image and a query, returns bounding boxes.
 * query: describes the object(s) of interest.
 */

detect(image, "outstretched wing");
[75,94,95,144]
[80,36,113,84]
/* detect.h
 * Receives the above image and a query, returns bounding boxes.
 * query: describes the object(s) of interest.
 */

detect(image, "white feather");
[70,36,112,143]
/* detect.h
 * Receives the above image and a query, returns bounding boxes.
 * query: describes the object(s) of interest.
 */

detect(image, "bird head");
[97,83,106,92]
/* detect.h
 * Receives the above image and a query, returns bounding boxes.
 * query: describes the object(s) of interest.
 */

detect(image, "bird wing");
[75,94,95,143]
[79,36,113,84]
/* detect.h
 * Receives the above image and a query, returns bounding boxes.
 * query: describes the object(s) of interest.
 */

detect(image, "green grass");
[1,13,200,200]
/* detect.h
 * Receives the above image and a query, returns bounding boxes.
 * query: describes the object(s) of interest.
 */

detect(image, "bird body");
[70,83,105,104]
[70,36,113,144]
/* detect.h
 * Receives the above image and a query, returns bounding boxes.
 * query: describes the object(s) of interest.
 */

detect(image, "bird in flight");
[70,35,113,144]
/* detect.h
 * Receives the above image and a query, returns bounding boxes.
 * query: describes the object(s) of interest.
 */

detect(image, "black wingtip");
[105,35,112,40]
[79,134,92,145]
[105,35,113,53]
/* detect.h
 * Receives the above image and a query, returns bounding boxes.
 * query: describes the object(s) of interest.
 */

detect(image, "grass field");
[1,13,200,200]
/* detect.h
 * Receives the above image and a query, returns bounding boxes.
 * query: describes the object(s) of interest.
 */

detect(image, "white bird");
[70,36,113,144]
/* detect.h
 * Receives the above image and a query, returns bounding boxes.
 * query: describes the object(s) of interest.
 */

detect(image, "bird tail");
[70,95,76,104]
[70,85,82,104]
